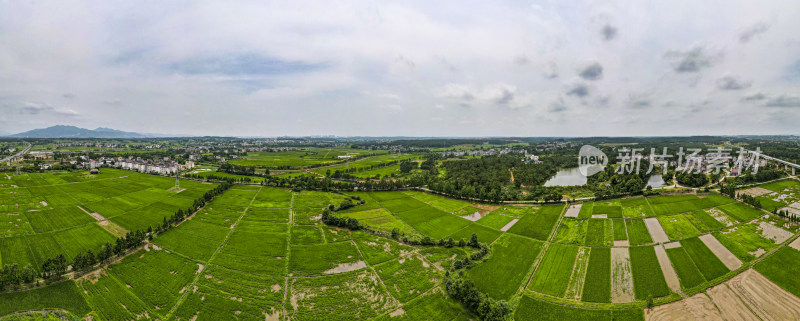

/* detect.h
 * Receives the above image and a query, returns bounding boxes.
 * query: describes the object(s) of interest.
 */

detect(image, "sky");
[1,0,799,137]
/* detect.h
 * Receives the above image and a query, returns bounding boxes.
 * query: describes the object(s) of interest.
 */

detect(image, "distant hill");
[10,125,155,138]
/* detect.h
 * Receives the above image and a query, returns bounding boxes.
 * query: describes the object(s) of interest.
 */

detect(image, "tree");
[469,233,479,248]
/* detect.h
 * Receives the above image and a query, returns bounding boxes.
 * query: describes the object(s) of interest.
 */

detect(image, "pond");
[544,166,587,187]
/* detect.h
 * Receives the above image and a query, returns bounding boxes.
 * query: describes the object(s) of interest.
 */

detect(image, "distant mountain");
[10,125,154,138]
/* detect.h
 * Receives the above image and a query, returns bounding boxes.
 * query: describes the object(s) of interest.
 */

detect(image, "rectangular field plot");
[249,187,291,208]
[718,203,763,222]
[413,214,471,239]
[288,269,397,320]
[467,233,543,300]
[373,290,470,321]
[621,197,655,218]
[213,230,288,275]
[108,249,200,314]
[582,247,611,303]
[340,208,416,235]
[393,205,447,226]
[353,232,413,265]
[585,219,611,246]
[51,224,116,260]
[0,236,37,268]
[680,237,730,281]
[665,246,706,290]
[403,190,471,212]
[109,205,175,232]
[657,215,701,241]
[0,280,91,317]
[626,219,653,246]
[553,218,588,245]
[447,222,502,244]
[291,225,324,245]
[517,295,644,321]
[475,213,515,230]
[153,220,230,261]
[0,212,34,236]
[190,205,245,227]
[289,241,361,276]
[686,210,726,232]
[368,191,408,202]
[375,255,440,303]
[629,246,671,299]
[565,247,590,300]
[529,243,579,297]
[173,286,272,321]
[210,189,258,207]
[592,203,623,218]
[379,197,428,213]
[508,205,564,240]
[712,220,789,262]
[754,247,800,298]
[197,265,285,308]
[612,219,628,241]
[79,273,152,321]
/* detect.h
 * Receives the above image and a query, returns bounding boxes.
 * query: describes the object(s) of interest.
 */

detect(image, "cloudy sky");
[1,0,799,137]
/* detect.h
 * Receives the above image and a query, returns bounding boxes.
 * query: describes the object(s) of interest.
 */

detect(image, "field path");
[644,218,670,244]
[653,245,681,293]
[699,234,742,271]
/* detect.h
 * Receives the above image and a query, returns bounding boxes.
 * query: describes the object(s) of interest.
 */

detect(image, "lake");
[544,166,667,188]
[544,167,587,186]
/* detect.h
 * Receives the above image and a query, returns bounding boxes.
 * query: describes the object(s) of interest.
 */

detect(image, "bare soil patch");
[706,208,735,227]
[500,219,518,232]
[460,211,482,222]
[654,245,681,293]
[564,204,582,218]
[614,240,630,247]
[788,237,800,251]
[663,242,682,249]
[647,293,722,321]
[706,283,760,321]
[728,269,800,321]
[323,261,367,274]
[740,187,772,197]
[757,221,792,244]
[611,247,635,303]
[699,234,742,270]
[591,214,607,219]
[644,218,670,244]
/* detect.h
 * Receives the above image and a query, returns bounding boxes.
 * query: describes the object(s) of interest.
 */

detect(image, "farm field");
[0,169,218,271]
[228,147,389,168]
[3,184,800,320]
[753,179,800,212]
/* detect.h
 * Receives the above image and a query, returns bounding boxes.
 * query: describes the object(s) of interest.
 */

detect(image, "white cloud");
[0,0,799,136]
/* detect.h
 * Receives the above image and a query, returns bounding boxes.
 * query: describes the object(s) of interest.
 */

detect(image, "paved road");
[0,142,31,164]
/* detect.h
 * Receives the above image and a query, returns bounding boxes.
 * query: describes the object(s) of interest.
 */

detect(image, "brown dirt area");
[706,283,760,321]
[699,234,742,270]
[611,247,635,303]
[647,293,723,321]
[739,187,772,197]
[644,218,670,244]
[654,245,681,293]
[728,269,800,321]
[564,204,581,218]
